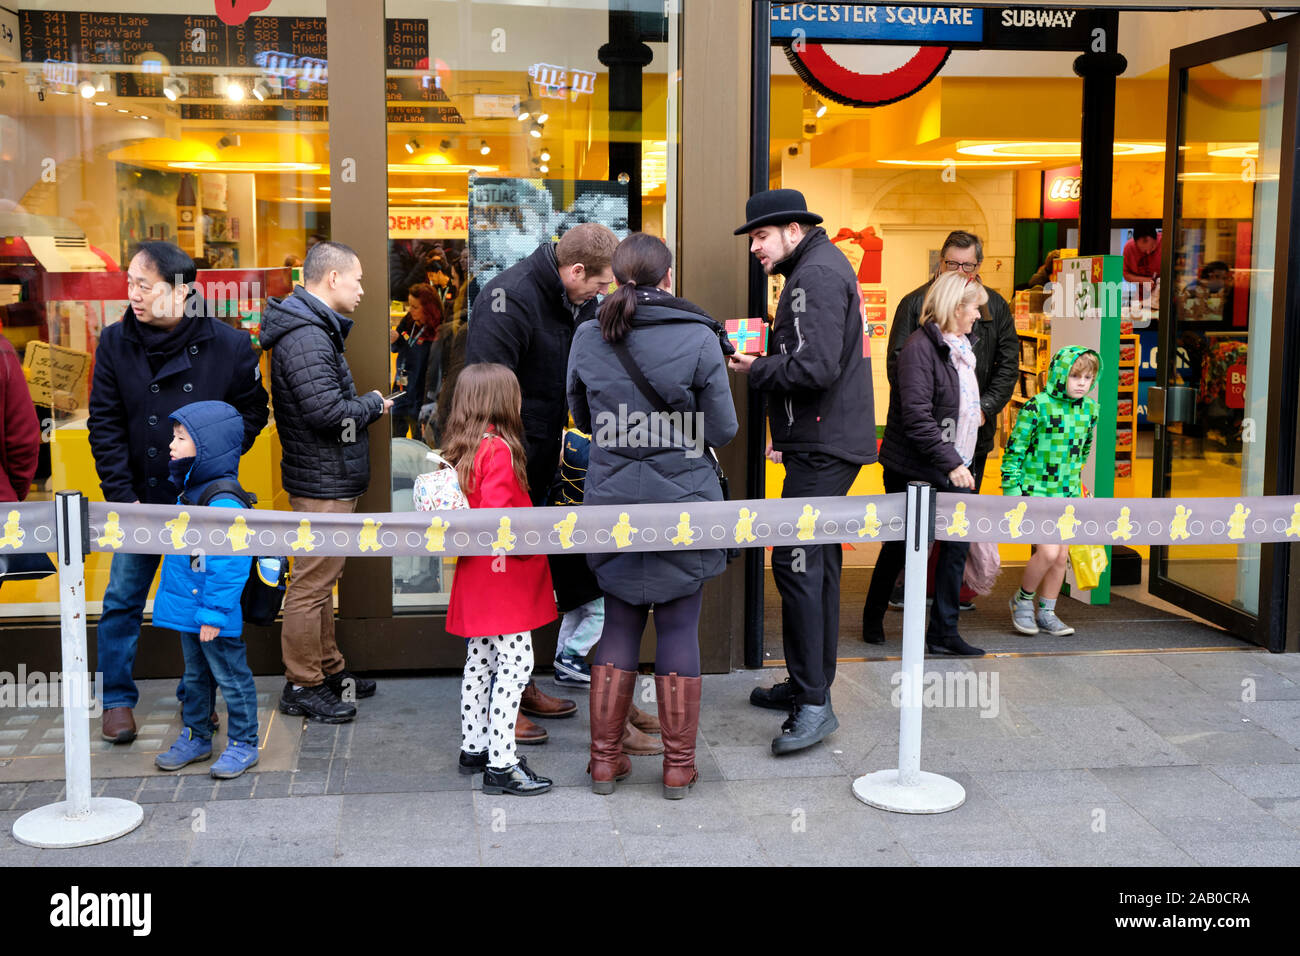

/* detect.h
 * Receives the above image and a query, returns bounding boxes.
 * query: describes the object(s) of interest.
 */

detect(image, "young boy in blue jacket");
[153,400,260,779]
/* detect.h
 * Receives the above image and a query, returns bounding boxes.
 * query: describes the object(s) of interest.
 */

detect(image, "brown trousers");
[281,496,356,686]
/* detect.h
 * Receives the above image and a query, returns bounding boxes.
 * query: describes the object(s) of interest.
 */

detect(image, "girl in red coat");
[444,363,557,796]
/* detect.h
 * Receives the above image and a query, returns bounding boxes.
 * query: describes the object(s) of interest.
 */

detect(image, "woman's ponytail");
[596,233,673,343]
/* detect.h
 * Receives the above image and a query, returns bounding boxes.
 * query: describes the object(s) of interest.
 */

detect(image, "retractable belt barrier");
[2,493,1297,560]
[8,487,1300,842]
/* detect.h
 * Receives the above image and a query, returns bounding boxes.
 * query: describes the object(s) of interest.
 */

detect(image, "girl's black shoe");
[482,757,552,796]
[459,750,489,775]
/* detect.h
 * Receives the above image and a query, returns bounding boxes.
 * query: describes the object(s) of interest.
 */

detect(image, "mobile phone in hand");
[385,390,405,402]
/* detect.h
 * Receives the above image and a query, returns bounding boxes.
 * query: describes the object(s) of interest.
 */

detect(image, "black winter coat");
[466,242,598,504]
[88,302,268,505]
[749,227,877,464]
[878,321,969,486]
[259,287,384,500]
[887,279,1017,456]
[568,291,738,606]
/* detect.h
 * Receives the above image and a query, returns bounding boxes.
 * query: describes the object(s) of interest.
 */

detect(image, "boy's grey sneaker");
[1036,608,1075,637]
[1010,597,1039,635]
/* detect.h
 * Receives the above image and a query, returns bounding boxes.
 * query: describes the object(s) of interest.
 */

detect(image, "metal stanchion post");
[852,482,966,813]
[12,491,143,848]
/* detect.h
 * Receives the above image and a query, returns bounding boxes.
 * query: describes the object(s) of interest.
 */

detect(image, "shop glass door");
[1150,19,1299,648]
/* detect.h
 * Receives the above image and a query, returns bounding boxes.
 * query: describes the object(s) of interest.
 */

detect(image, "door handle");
[1148,385,1197,425]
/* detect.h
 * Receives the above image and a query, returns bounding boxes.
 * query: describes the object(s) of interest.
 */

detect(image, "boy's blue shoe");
[554,651,591,685]
[155,728,213,771]
[210,740,259,779]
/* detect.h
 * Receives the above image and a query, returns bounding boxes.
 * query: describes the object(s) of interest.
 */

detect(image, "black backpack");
[180,480,289,627]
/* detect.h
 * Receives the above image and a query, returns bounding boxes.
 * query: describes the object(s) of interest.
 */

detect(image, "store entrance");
[750,5,1290,664]
[1148,16,1300,652]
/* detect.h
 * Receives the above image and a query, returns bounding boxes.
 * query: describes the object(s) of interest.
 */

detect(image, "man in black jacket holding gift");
[259,241,392,724]
[89,241,268,744]
[729,189,877,755]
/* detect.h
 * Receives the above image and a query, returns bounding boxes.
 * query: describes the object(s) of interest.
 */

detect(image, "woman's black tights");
[593,588,703,677]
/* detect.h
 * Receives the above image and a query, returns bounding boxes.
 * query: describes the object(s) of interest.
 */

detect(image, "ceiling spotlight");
[535,109,549,124]
[405,138,421,154]
[78,78,97,99]
[93,100,108,106]
[529,121,543,139]
[224,77,245,101]
[517,97,540,122]
[251,77,273,101]
[538,163,549,174]
[540,148,551,162]
[439,138,453,151]
[815,99,827,118]
[479,139,491,156]
[217,134,241,150]
[162,76,188,101]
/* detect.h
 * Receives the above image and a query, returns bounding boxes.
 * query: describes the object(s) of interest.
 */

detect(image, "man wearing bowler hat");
[729,188,877,755]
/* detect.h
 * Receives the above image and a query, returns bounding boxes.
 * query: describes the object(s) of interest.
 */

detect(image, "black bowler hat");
[734,189,823,235]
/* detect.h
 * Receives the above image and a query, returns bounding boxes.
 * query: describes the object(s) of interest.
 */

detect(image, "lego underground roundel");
[785,43,951,108]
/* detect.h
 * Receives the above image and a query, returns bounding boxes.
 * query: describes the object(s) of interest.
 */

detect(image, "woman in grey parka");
[567,232,738,800]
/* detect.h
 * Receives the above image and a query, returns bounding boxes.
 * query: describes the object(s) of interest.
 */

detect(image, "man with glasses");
[89,241,269,744]
[873,230,1018,617]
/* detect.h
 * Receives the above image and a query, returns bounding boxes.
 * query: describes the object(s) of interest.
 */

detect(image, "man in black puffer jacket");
[729,189,877,757]
[259,241,391,724]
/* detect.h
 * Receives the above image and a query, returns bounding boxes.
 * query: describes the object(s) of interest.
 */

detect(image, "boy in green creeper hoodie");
[1001,345,1100,637]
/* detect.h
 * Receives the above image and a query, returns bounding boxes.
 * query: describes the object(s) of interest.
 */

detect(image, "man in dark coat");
[259,241,392,724]
[882,230,1019,609]
[465,222,617,739]
[89,241,269,744]
[0,335,39,504]
[729,189,876,756]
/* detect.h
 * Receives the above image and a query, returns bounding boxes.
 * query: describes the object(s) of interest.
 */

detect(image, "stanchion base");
[852,769,966,814]
[12,798,144,849]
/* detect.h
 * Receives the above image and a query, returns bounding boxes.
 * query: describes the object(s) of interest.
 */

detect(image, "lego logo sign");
[1226,363,1247,409]
[1042,164,1081,218]
[1048,177,1081,201]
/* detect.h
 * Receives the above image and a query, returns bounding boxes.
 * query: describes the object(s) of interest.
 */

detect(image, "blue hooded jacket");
[153,400,253,637]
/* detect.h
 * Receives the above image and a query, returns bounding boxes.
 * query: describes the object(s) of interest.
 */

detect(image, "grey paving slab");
[749,809,911,866]
[479,819,626,866]
[235,837,341,866]
[1153,652,1300,701]
[472,783,614,826]
[186,838,243,866]
[725,775,864,817]
[332,835,480,866]
[1210,763,1300,799]
[1235,700,1300,747]
[619,828,769,866]
[1176,840,1300,866]
[1157,728,1300,765]
[33,839,192,867]
[341,768,469,794]
[711,743,845,780]
[338,790,475,844]
[1093,765,1287,821]
[1016,704,1194,768]
[911,848,1055,866]
[605,782,749,836]
[972,769,1127,812]
[192,795,343,842]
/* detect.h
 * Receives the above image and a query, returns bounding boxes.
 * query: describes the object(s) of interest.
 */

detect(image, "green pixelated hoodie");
[1000,344,1100,498]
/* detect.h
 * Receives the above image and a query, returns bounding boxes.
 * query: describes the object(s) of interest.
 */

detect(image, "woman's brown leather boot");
[588,664,636,794]
[655,673,702,800]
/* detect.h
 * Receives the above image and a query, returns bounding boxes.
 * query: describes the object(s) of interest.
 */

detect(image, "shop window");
[1,1,330,618]
[383,0,681,611]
